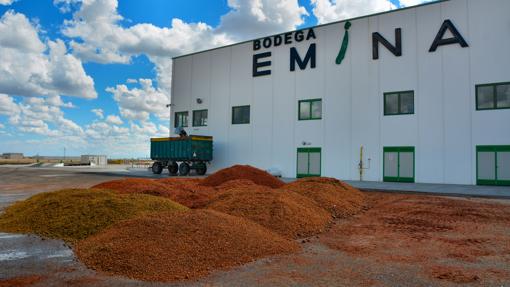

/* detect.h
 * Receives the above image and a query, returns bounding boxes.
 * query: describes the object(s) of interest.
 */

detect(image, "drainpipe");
[359,145,371,181]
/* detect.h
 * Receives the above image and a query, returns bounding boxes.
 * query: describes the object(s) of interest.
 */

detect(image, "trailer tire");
[195,162,207,176]
[179,162,190,176]
[152,162,163,174]
[168,162,178,175]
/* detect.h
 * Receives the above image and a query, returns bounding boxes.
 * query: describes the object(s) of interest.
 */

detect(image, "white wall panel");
[416,4,444,183]
[440,0,471,184]
[208,48,231,171]
[322,22,352,179]
[350,16,380,181]
[271,38,296,176]
[171,56,192,127]
[190,52,210,135]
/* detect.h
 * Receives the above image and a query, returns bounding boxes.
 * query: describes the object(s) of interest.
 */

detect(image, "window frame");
[383,90,415,116]
[174,111,189,128]
[476,145,510,186]
[231,105,250,125]
[298,98,322,121]
[383,146,415,183]
[192,109,208,127]
[296,147,322,178]
[475,82,510,111]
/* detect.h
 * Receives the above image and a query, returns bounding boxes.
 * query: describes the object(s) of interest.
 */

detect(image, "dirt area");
[0,167,509,286]
[316,192,510,286]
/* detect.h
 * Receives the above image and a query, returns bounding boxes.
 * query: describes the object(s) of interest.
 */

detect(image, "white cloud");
[58,0,309,95]
[218,0,308,39]
[2,95,83,137]
[91,108,104,119]
[105,114,123,125]
[0,10,44,52]
[0,0,15,5]
[106,79,169,121]
[126,78,137,84]
[0,11,97,99]
[0,123,4,129]
[53,0,81,13]
[60,0,232,64]
[0,94,20,116]
[311,0,397,24]
[59,0,233,95]
[399,0,433,7]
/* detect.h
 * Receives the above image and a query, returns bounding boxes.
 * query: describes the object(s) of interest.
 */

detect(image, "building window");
[174,111,188,128]
[232,105,250,124]
[476,82,510,110]
[298,99,322,120]
[193,109,208,127]
[384,91,414,115]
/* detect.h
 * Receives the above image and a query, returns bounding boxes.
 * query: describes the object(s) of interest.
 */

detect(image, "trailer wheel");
[195,162,207,176]
[168,162,178,175]
[179,162,190,176]
[151,162,163,174]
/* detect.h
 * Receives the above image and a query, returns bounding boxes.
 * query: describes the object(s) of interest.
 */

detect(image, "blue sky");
[0,0,427,158]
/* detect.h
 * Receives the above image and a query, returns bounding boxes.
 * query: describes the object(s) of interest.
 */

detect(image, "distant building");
[81,155,107,166]
[1,153,24,159]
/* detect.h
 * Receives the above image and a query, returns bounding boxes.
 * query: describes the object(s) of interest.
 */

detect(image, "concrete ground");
[346,180,510,199]
[4,164,508,198]
[1,166,509,286]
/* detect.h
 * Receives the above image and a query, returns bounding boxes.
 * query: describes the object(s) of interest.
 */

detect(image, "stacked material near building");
[169,0,510,186]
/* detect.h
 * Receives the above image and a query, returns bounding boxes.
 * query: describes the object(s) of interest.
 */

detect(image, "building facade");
[81,155,107,166]
[1,153,24,159]
[170,0,510,185]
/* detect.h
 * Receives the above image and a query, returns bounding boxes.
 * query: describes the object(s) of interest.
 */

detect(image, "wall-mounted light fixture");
[196,98,203,104]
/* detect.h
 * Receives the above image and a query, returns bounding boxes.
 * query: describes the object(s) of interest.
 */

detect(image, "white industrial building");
[170,0,510,186]
[81,155,107,166]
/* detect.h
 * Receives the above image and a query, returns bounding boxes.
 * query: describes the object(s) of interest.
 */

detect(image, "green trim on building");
[476,145,510,186]
[192,109,208,127]
[174,111,189,128]
[231,105,250,125]
[383,90,415,116]
[298,99,322,121]
[296,147,321,178]
[475,82,510,111]
[383,146,415,183]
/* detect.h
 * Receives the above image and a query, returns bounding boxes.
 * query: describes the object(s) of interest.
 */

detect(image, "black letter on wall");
[253,52,272,77]
[253,40,260,51]
[372,28,402,60]
[290,43,316,72]
[429,19,468,52]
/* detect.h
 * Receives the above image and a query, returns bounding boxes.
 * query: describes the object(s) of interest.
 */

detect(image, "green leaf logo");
[335,21,351,65]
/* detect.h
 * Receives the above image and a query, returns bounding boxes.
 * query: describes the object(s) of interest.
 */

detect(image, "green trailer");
[150,135,213,176]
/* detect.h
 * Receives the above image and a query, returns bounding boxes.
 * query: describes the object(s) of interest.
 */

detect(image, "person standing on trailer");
[175,126,188,138]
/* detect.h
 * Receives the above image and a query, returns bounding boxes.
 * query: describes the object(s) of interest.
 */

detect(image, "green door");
[477,145,510,186]
[383,146,415,183]
[297,148,321,178]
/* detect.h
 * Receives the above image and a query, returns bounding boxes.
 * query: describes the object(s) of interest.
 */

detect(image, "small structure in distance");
[81,155,107,166]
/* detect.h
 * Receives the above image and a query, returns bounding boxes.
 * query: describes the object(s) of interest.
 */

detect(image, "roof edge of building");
[172,0,449,60]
